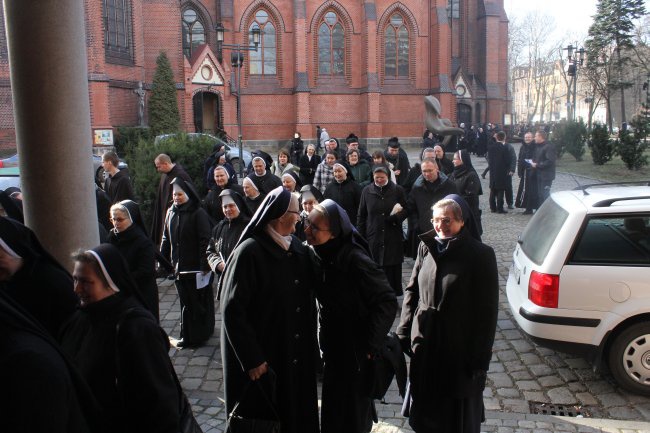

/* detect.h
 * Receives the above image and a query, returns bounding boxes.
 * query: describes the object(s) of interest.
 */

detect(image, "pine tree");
[586,0,646,125]
[148,51,180,135]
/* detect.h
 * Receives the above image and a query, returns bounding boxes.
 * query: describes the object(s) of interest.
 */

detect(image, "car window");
[520,199,569,265]
[570,215,650,266]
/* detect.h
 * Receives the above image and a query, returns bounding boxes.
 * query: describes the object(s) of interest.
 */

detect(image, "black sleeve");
[352,250,398,355]
[194,209,212,272]
[117,318,180,433]
[357,189,368,237]
[396,243,425,340]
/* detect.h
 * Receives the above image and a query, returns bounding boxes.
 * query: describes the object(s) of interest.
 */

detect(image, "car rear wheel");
[608,322,650,395]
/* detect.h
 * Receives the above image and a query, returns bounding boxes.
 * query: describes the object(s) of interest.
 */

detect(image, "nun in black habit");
[0,290,105,433]
[160,177,214,347]
[220,186,319,433]
[305,199,398,433]
[0,216,78,338]
[107,200,160,321]
[60,244,180,433]
[206,189,252,285]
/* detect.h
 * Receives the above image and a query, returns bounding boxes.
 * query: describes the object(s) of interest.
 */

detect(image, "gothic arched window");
[182,7,206,58]
[104,0,133,62]
[384,13,409,78]
[249,10,276,75]
[318,12,344,76]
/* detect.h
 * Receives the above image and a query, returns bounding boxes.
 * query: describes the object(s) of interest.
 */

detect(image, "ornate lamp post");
[215,23,261,178]
[563,44,586,122]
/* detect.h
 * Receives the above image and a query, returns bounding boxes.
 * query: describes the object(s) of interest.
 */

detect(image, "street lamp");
[563,44,586,122]
[215,23,261,178]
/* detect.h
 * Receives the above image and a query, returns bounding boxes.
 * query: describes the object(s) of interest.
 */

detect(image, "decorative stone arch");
[309,1,355,84]
[377,2,418,83]
[181,1,214,45]
[237,0,285,84]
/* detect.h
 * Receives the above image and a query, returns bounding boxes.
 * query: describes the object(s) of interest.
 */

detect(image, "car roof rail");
[592,195,650,207]
[573,181,650,195]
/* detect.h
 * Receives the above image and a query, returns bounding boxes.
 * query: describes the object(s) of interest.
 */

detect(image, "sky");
[504,0,649,43]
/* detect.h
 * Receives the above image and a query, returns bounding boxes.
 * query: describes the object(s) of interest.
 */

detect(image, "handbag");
[227,379,281,433]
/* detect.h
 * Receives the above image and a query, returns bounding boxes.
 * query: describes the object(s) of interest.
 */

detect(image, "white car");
[507,183,650,394]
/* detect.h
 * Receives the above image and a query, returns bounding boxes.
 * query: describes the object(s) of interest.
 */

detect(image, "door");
[192,92,222,133]
[457,103,472,126]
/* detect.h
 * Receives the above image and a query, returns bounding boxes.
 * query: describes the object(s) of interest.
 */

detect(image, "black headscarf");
[0,190,23,223]
[0,216,69,275]
[316,199,370,255]
[299,184,324,203]
[86,244,139,299]
[116,200,146,234]
[444,194,482,241]
[170,176,201,205]
[219,189,253,219]
[281,171,303,190]
[236,186,292,247]
[456,149,476,171]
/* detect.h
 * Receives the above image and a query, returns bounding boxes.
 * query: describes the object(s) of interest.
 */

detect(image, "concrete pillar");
[4,0,99,270]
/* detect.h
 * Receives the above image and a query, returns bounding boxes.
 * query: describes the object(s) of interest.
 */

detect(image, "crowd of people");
[0,126,556,433]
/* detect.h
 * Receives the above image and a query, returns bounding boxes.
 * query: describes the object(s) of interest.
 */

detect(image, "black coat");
[436,157,454,176]
[384,148,411,187]
[202,183,244,224]
[245,194,264,215]
[324,178,362,227]
[160,201,211,274]
[247,171,282,196]
[396,228,498,421]
[107,225,159,321]
[533,141,556,182]
[151,164,192,247]
[486,142,511,189]
[298,154,321,186]
[449,166,483,235]
[60,294,179,433]
[357,182,407,267]
[105,170,135,204]
[206,214,249,279]
[406,174,457,257]
[221,234,319,433]
[313,237,398,433]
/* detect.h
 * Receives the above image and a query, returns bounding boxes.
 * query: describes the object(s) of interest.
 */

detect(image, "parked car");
[154,133,252,175]
[0,167,20,191]
[507,182,650,395]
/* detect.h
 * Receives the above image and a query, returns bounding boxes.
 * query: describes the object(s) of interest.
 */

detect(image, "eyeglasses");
[304,219,329,232]
[431,217,453,225]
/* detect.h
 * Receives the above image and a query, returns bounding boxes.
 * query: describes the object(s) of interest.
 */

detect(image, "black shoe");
[523,210,533,215]
[497,209,508,214]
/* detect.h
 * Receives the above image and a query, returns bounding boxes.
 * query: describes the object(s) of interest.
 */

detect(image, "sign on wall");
[93,129,114,146]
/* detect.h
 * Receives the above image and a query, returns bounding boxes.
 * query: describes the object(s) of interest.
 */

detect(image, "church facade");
[0,0,509,148]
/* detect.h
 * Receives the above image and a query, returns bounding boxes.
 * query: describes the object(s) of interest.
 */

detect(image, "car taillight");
[0,160,4,168]
[528,271,559,308]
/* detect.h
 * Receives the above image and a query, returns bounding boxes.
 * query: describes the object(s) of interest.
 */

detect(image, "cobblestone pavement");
[158,145,650,433]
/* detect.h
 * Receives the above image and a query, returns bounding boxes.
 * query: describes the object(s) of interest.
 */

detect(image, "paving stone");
[556,367,578,382]
[547,387,577,404]
[497,350,519,362]
[510,339,534,353]
[538,375,564,387]
[528,364,554,376]
[181,378,203,390]
[497,387,522,398]
[519,353,541,365]
[502,330,523,340]
[523,391,548,403]
[564,357,591,369]
[516,380,541,391]
[489,362,505,373]
[575,392,598,406]
[498,319,516,330]
[567,382,587,392]
[484,397,502,411]
[510,370,533,381]
[607,406,642,420]
[488,372,514,387]
[504,361,527,372]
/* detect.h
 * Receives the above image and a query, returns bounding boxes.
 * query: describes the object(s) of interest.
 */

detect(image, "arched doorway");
[192,91,222,133]
[457,103,472,126]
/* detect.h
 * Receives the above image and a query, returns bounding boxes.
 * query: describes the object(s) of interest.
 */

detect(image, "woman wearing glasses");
[107,200,159,321]
[396,195,498,433]
[305,199,397,433]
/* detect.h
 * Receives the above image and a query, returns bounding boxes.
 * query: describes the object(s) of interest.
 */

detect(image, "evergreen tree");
[588,123,615,165]
[615,115,648,170]
[586,0,646,125]
[148,51,180,135]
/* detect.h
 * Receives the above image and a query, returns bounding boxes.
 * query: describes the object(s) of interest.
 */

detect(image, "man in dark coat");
[516,131,538,214]
[324,161,362,226]
[397,196,498,433]
[358,165,408,296]
[202,165,244,224]
[102,151,134,204]
[504,138,517,209]
[384,137,411,187]
[346,134,372,164]
[405,158,457,258]
[247,156,282,197]
[487,131,511,214]
[161,177,214,347]
[531,129,556,206]
[151,153,192,247]
[220,187,320,433]
[305,199,398,433]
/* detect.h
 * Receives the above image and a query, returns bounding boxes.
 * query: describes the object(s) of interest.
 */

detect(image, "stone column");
[4,0,99,270]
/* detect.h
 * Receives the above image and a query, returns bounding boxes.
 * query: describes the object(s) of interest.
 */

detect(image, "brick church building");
[0,0,508,148]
